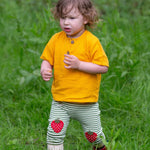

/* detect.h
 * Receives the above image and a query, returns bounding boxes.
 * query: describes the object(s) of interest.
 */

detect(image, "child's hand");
[41,69,53,81]
[41,60,53,81]
[64,54,80,69]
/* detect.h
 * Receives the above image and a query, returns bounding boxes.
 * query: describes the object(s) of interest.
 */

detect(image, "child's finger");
[64,60,71,65]
[47,70,52,73]
[64,57,71,62]
[64,65,71,69]
[64,54,71,57]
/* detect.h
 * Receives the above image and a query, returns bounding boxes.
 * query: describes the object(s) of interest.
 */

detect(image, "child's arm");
[41,60,53,81]
[64,54,108,74]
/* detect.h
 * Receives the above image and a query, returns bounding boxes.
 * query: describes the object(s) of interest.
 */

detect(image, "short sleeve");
[90,40,109,67]
[40,33,58,65]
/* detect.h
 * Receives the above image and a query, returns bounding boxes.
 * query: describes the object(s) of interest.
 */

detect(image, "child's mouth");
[64,28,71,32]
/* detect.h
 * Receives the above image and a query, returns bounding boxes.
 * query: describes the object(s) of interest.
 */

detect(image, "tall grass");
[0,0,149,149]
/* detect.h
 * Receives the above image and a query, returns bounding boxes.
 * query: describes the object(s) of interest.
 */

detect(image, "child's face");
[59,7,88,38]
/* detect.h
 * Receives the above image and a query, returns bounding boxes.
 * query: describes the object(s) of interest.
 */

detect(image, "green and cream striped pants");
[47,100,105,145]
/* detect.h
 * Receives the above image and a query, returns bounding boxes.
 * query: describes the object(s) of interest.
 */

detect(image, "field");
[0,0,150,149]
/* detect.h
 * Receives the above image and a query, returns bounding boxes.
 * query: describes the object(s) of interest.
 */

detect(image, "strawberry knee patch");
[85,131,97,143]
[51,119,64,133]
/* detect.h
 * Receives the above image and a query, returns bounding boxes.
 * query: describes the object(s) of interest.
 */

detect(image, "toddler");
[40,0,109,149]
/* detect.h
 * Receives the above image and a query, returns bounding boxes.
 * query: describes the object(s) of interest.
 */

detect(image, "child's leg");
[76,103,105,147]
[47,100,70,149]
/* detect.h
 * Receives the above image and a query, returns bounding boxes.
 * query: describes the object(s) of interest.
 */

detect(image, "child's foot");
[93,145,107,150]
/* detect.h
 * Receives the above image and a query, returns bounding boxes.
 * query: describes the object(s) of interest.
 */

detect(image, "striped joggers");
[47,100,105,145]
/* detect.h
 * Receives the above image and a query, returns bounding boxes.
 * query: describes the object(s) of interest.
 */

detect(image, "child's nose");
[64,18,69,24]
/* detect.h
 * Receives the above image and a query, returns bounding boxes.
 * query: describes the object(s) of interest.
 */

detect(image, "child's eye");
[61,17,66,19]
[70,17,75,19]
[61,15,66,19]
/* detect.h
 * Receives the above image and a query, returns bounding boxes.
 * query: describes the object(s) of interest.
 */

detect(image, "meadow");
[0,0,150,149]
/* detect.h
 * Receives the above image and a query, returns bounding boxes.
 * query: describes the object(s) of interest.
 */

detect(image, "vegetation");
[0,0,149,149]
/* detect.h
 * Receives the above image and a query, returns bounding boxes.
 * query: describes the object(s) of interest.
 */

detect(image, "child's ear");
[84,18,88,25]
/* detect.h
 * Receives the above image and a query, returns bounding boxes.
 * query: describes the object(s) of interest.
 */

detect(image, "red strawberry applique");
[85,131,97,143]
[51,119,64,133]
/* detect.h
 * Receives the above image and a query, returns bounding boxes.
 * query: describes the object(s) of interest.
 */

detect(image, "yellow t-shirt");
[40,30,109,103]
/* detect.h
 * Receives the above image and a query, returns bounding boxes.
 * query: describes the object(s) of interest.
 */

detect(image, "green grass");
[0,0,150,149]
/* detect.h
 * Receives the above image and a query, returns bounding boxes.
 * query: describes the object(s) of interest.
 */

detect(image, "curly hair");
[52,0,99,28]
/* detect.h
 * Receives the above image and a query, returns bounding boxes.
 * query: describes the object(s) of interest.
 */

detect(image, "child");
[40,0,109,149]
